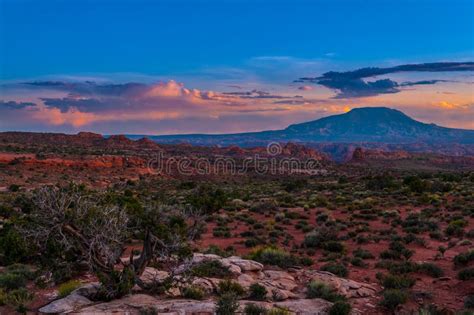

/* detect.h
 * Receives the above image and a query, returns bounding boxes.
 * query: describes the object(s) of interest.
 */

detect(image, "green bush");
[244,303,267,315]
[380,289,408,311]
[445,219,468,237]
[182,285,206,300]
[465,294,474,309]
[329,301,352,315]
[4,288,33,314]
[248,283,267,301]
[453,250,474,267]
[353,248,374,259]
[320,263,349,278]
[306,280,345,302]
[218,279,246,296]
[216,292,239,315]
[350,257,366,267]
[0,227,30,265]
[96,268,135,301]
[246,247,301,269]
[0,288,6,305]
[266,308,291,315]
[303,227,337,249]
[380,274,416,289]
[58,280,81,298]
[458,268,474,281]
[324,241,345,253]
[191,260,232,278]
[5,264,35,280]
[417,263,443,278]
[0,272,27,290]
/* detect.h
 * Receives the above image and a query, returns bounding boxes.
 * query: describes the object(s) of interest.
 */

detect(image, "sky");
[0,0,473,134]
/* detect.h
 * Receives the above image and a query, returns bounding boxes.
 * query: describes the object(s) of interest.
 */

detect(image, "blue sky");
[0,0,473,134]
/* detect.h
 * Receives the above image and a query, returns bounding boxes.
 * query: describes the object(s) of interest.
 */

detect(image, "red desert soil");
[198,206,474,313]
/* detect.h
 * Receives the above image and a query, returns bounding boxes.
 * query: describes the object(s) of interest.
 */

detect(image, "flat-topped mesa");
[76,132,103,140]
[135,137,160,149]
[105,135,135,146]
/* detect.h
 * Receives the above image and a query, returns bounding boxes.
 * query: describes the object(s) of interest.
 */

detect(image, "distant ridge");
[130,107,474,145]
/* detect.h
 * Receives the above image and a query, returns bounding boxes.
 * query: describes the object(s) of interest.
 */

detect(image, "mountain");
[130,107,474,146]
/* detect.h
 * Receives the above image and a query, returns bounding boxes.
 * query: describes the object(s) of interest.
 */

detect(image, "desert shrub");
[366,175,398,191]
[312,194,329,207]
[96,268,135,301]
[191,260,232,278]
[182,285,206,300]
[245,238,261,248]
[380,274,416,289]
[139,307,158,315]
[401,214,438,234]
[9,184,20,192]
[376,260,418,274]
[321,263,348,278]
[247,246,301,268]
[266,308,291,315]
[0,226,30,265]
[0,272,27,291]
[457,268,474,280]
[216,292,239,315]
[4,288,33,314]
[380,289,408,311]
[453,250,474,267]
[248,283,267,301]
[353,248,374,259]
[218,279,246,296]
[299,256,314,266]
[380,241,413,260]
[187,185,228,213]
[445,219,467,237]
[324,241,345,253]
[58,280,81,298]
[306,280,345,302]
[303,227,338,249]
[244,303,267,315]
[249,199,278,213]
[5,264,35,280]
[465,295,474,309]
[213,226,231,237]
[329,301,352,315]
[350,257,366,267]
[404,176,431,193]
[417,263,443,278]
[0,288,6,305]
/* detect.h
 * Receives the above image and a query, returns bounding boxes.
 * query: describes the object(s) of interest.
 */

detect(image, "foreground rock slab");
[39,293,92,314]
[74,295,333,315]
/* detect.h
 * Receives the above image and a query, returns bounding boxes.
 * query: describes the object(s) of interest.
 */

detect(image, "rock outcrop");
[38,254,378,314]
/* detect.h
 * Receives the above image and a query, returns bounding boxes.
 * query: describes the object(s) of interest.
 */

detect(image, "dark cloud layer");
[24,81,149,98]
[222,89,302,99]
[0,100,36,109]
[296,62,474,98]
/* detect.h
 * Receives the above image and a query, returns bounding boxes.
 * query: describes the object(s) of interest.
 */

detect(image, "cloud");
[0,100,36,109]
[3,80,309,129]
[297,62,474,98]
[222,89,302,99]
[400,80,451,87]
[436,101,473,110]
[298,85,313,91]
